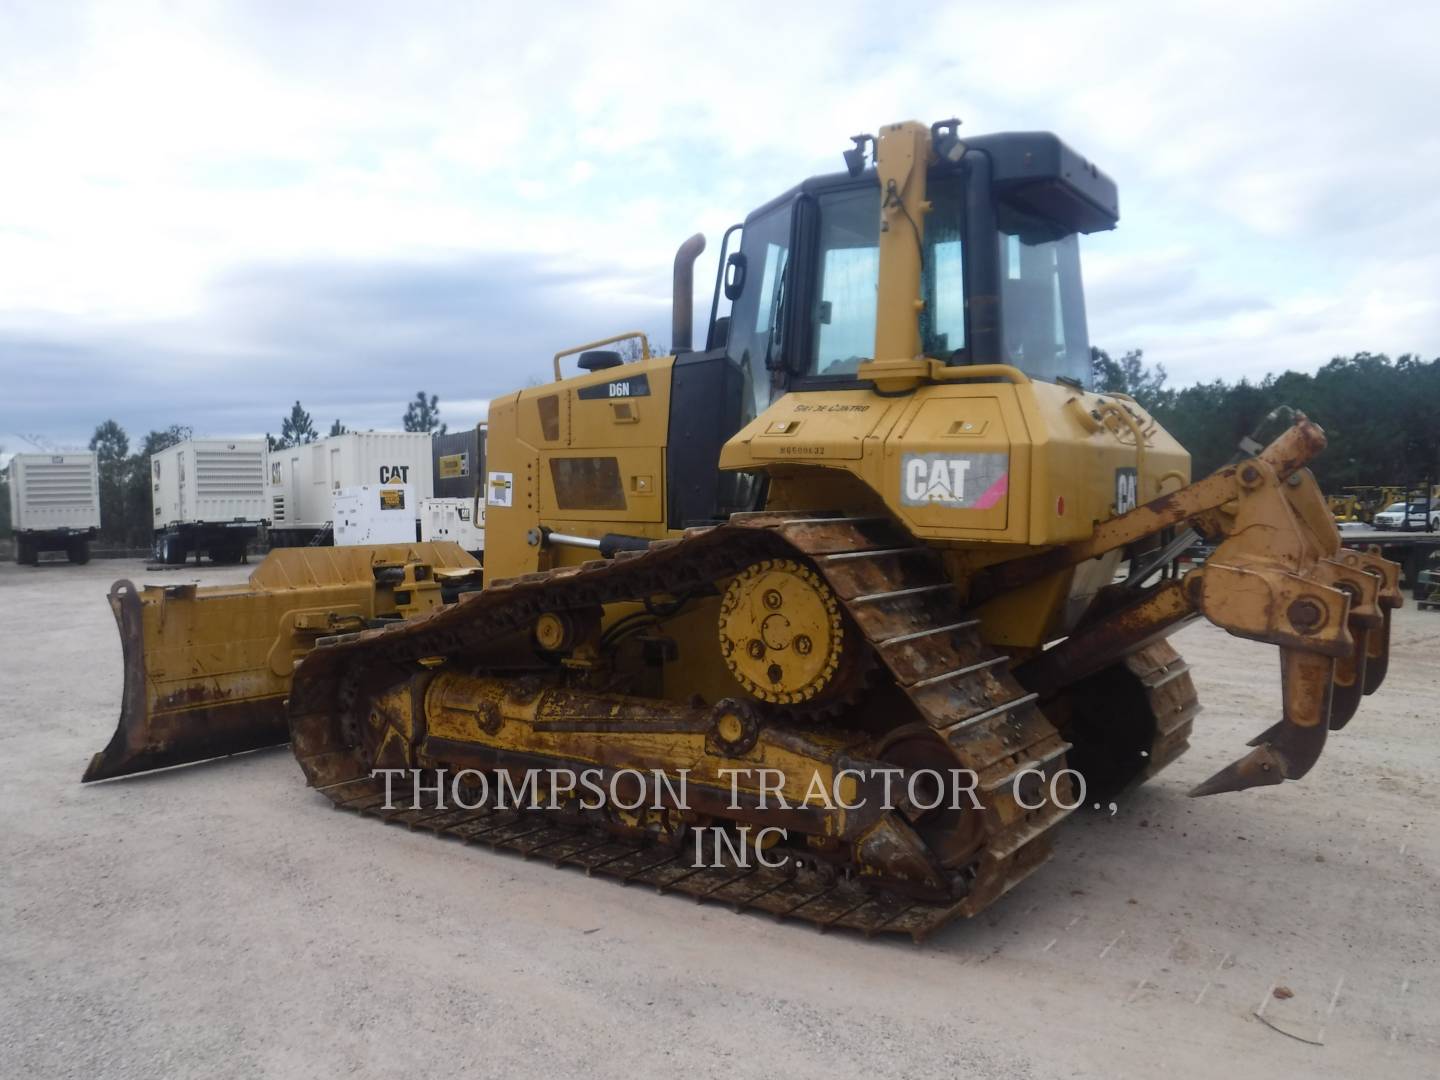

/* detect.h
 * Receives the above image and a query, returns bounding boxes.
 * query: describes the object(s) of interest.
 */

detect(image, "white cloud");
[1,0,1437,442]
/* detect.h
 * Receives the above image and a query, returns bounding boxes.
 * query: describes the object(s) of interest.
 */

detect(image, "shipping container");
[268,431,433,546]
[431,425,487,499]
[332,484,419,546]
[8,452,101,565]
[150,439,268,564]
[419,496,486,557]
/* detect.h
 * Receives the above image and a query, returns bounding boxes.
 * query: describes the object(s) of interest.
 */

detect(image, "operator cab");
[711,130,1116,423]
[665,129,1118,528]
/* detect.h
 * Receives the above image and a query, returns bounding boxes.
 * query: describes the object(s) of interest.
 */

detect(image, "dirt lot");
[1,557,1436,1079]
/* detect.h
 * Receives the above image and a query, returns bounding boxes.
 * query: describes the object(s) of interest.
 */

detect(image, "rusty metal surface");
[998,419,1401,798]
[1125,642,1201,779]
[83,419,1405,936]
[977,418,1331,600]
[1020,640,1199,804]
[287,511,1077,939]
[82,543,481,783]
[81,580,292,782]
[1189,649,1334,795]
[281,445,1397,926]
[1182,457,1399,793]
[322,779,970,939]
[1016,579,1197,695]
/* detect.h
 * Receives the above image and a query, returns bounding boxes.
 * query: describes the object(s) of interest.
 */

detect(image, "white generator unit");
[150,438,268,564]
[332,484,419,546]
[8,452,101,565]
[268,431,432,546]
[419,496,486,557]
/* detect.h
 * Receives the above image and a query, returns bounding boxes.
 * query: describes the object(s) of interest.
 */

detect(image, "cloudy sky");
[2,0,1436,451]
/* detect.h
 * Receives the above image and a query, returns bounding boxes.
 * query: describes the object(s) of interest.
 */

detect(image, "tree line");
[1092,349,1440,493]
[267,390,446,450]
[72,390,447,546]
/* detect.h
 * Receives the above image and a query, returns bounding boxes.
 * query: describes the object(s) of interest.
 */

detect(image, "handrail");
[552,332,651,381]
[1094,399,1146,490]
[926,361,1031,385]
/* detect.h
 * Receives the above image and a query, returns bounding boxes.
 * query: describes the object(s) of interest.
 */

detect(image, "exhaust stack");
[671,233,706,354]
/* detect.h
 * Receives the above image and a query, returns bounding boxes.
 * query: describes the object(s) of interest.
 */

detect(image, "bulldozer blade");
[82,543,481,783]
[1191,648,1333,796]
[83,579,289,783]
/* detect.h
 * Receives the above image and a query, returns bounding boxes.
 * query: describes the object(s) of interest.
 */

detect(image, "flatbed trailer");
[1339,528,1440,601]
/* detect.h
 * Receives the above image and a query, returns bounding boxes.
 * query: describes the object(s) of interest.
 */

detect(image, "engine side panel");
[482,356,680,583]
[720,377,1190,548]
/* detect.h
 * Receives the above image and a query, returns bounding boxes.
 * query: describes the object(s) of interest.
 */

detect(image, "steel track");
[288,513,1112,941]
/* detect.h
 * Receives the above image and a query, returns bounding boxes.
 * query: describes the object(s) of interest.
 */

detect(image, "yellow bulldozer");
[84,119,1402,941]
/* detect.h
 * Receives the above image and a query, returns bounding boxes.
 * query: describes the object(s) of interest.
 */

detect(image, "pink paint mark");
[973,473,1009,510]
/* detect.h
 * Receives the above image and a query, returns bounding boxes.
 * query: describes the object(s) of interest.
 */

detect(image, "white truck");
[267,431,433,547]
[1372,500,1440,532]
[8,452,101,565]
[150,438,269,564]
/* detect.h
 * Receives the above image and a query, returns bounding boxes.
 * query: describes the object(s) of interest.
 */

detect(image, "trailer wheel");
[209,542,245,565]
[159,533,186,565]
[67,539,91,565]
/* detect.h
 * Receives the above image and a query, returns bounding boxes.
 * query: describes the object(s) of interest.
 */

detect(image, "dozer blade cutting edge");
[82,543,482,783]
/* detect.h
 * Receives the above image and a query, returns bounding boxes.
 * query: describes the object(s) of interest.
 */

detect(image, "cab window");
[811,187,878,376]
[805,178,966,377]
[726,204,792,421]
[921,179,966,359]
[997,202,1090,386]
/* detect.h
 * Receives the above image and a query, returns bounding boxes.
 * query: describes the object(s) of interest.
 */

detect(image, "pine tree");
[274,401,318,449]
[403,391,446,435]
[88,420,131,543]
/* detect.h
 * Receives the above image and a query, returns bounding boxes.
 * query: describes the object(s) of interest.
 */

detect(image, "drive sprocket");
[717,558,847,705]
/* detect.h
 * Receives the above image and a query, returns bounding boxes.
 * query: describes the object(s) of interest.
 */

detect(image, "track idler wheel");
[707,698,761,756]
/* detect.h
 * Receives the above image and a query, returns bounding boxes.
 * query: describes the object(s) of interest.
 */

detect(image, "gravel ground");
[2,557,1436,1079]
